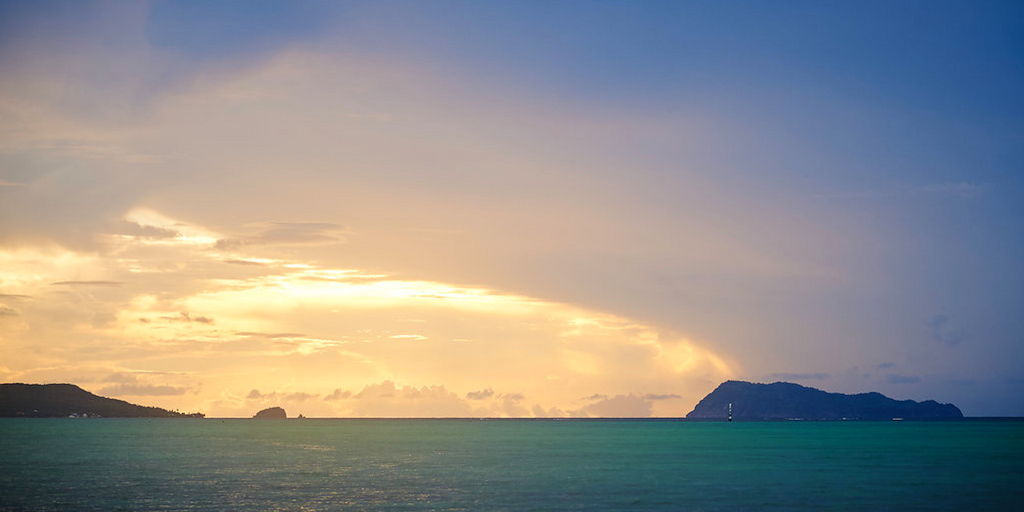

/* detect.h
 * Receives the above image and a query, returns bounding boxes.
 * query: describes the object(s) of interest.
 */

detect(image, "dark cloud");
[216,222,347,249]
[98,383,188,396]
[0,305,19,317]
[0,293,32,300]
[223,259,268,266]
[928,314,968,347]
[582,393,608,401]
[876,362,896,369]
[51,281,123,286]
[161,311,214,324]
[114,220,179,239]
[767,372,830,381]
[247,389,263,399]
[499,392,525,402]
[643,393,681,400]
[466,388,494,400]
[886,374,921,384]
[235,332,305,339]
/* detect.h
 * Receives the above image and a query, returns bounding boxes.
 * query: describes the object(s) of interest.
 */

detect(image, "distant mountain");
[0,383,204,418]
[253,406,286,419]
[687,380,963,420]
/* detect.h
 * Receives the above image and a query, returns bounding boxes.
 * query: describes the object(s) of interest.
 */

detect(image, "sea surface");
[1,418,1022,511]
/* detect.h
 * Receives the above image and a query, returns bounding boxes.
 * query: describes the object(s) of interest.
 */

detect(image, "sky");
[1,0,1022,417]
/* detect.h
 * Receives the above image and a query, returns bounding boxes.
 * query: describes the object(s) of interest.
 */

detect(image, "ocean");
[1,418,1021,511]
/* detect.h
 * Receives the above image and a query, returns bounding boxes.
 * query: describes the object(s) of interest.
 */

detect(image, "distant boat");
[892,417,904,421]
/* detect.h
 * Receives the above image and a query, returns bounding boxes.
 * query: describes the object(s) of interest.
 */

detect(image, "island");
[0,383,204,418]
[253,406,287,419]
[686,380,963,420]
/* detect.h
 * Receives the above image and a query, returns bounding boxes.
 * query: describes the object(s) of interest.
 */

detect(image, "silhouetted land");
[687,380,963,420]
[253,406,287,419]
[0,383,204,418]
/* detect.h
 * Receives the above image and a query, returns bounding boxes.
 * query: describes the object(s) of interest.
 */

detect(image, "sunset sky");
[1,1,1022,417]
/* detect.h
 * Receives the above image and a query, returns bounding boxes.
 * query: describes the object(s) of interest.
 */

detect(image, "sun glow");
[0,209,736,417]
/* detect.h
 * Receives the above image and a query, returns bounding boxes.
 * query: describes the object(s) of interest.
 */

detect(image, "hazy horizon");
[1,1,1022,417]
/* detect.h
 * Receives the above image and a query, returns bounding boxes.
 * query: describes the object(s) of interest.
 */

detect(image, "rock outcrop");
[253,406,287,419]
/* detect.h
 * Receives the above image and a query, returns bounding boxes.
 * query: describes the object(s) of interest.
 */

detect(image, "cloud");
[531,405,568,418]
[466,388,494,400]
[0,305,18,317]
[321,382,533,417]
[389,334,427,340]
[102,373,138,384]
[236,332,307,339]
[886,374,921,384]
[51,281,123,286]
[580,394,652,418]
[223,259,269,266]
[2,21,749,417]
[161,311,214,324]
[251,383,536,418]
[0,294,32,300]
[113,220,179,240]
[643,393,681,400]
[245,389,317,402]
[324,389,352,401]
[94,372,193,397]
[582,394,608,401]
[283,392,317,402]
[496,393,528,417]
[766,372,830,381]
[98,383,189,396]
[928,314,968,347]
[348,381,473,417]
[876,362,896,369]
[215,222,348,249]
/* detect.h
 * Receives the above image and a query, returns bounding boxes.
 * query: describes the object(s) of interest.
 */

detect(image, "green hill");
[687,380,963,420]
[0,383,204,418]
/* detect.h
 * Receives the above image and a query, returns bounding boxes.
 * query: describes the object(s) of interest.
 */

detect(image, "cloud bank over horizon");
[0,208,734,417]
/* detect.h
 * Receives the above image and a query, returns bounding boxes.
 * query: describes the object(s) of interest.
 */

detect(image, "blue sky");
[1,1,1022,416]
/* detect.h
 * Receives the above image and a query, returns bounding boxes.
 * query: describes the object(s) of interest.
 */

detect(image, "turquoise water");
[1,419,1022,511]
